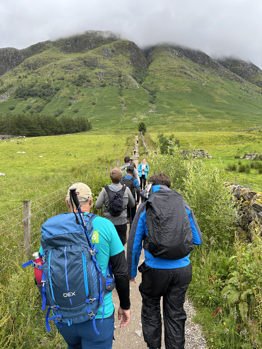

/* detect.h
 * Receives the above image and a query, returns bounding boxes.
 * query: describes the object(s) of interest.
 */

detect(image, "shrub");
[238,164,246,173]
[55,109,64,117]
[234,154,240,159]
[9,106,15,110]
[226,164,237,171]
[245,165,251,174]
[238,160,242,165]
[73,108,79,113]
[138,122,146,135]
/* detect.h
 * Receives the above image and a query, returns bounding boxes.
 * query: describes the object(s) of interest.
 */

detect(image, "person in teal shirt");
[40,182,130,349]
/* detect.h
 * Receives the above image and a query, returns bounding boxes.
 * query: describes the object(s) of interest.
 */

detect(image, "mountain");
[0,31,262,132]
[216,57,262,88]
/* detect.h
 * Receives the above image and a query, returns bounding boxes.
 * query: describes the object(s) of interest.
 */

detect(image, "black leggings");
[140,175,146,190]
[114,223,127,245]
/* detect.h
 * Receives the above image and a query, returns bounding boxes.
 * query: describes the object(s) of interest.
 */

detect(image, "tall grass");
[149,151,262,348]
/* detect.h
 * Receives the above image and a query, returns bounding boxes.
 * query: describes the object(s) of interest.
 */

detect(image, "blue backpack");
[24,212,114,334]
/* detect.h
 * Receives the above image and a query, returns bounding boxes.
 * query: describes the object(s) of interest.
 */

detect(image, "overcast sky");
[1,0,262,68]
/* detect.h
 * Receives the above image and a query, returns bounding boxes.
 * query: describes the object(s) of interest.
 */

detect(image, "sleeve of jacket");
[127,202,147,278]
[184,200,203,244]
[95,188,106,209]
[126,187,135,208]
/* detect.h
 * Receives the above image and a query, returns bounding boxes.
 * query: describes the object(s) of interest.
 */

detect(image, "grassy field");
[145,129,262,191]
[0,131,132,215]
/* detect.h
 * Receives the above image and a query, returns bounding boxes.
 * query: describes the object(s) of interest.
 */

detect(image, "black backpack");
[145,190,194,260]
[121,176,135,198]
[104,185,126,217]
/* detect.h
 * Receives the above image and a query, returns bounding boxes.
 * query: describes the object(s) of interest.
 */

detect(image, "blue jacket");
[127,185,203,279]
[138,163,150,179]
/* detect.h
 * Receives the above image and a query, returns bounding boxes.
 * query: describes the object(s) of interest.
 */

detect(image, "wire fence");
[0,186,68,280]
[0,146,131,281]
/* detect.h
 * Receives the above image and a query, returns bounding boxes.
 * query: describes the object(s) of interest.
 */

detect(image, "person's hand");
[118,307,130,328]
[130,278,136,283]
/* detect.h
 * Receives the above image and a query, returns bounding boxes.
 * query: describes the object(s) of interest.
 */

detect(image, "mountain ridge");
[1,30,262,132]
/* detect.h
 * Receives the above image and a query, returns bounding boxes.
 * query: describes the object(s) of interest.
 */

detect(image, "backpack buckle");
[33,262,41,269]
[88,249,96,256]
[87,311,95,318]
[87,298,97,304]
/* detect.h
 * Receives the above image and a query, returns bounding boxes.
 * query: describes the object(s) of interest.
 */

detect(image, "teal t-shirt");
[40,213,124,319]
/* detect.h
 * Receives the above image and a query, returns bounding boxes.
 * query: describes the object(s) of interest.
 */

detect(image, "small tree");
[138,122,146,135]
[158,133,176,155]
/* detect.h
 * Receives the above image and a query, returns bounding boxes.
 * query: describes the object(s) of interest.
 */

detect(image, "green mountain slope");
[217,57,262,88]
[0,31,262,132]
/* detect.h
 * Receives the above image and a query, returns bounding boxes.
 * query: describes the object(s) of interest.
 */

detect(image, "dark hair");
[126,165,134,173]
[148,173,171,188]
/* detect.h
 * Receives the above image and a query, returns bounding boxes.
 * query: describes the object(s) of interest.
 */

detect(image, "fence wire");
[0,186,67,277]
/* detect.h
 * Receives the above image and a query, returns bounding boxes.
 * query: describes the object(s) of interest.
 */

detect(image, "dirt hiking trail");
[112,135,207,348]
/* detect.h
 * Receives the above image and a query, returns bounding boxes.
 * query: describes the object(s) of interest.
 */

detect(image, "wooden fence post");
[23,200,31,259]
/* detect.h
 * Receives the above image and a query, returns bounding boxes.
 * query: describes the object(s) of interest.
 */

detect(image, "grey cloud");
[0,0,262,68]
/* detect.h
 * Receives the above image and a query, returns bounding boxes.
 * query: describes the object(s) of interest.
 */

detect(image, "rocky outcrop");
[241,153,262,160]
[180,149,212,159]
[217,57,262,88]
[0,31,120,77]
[225,183,262,240]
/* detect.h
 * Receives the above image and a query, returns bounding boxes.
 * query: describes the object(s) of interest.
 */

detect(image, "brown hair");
[148,173,171,188]
[110,168,122,184]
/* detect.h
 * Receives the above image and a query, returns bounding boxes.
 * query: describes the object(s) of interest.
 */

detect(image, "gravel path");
[112,135,207,348]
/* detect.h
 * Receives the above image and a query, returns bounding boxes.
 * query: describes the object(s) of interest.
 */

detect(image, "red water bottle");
[32,252,43,286]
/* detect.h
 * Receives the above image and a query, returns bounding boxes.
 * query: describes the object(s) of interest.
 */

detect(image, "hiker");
[121,165,141,224]
[95,168,135,245]
[39,182,130,349]
[127,173,203,349]
[130,157,137,169]
[120,156,139,180]
[138,158,149,190]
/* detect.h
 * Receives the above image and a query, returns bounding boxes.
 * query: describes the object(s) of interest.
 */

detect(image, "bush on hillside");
[226,163,237,171]
[138,122,146,135]
[245,164,251,174]
[238,164,246,173]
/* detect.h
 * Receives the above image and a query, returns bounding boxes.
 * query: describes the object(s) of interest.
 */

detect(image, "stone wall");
[225,183,262,240]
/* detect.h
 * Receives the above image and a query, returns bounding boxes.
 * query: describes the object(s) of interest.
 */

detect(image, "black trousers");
[140,175,146,190]
[138,263,192,349]
[114,223,127,245]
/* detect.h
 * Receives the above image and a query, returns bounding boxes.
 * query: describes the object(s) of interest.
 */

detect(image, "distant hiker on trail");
[121,165,141,225]
[127,173,203,349]
[36,182,130,349]
[138,158,149,190]
[120,156,139,181]
[95,168,135,245]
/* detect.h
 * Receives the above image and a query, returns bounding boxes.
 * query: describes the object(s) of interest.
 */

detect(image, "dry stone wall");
[225,183,262,240]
